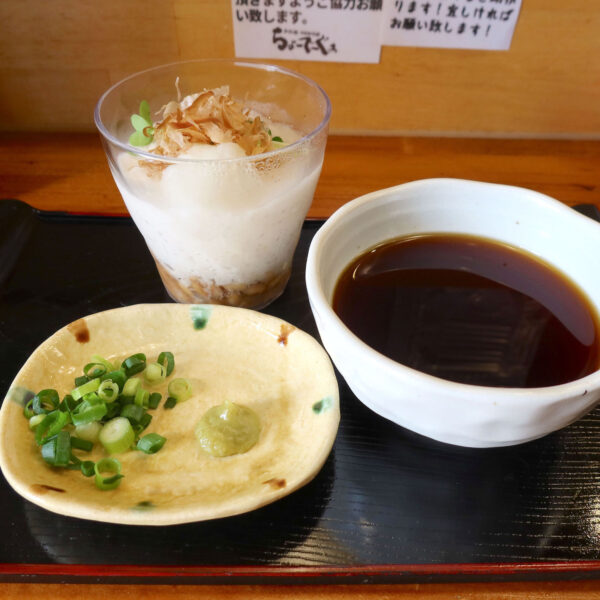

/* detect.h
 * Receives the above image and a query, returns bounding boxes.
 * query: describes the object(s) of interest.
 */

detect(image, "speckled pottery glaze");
[306,178,600,448]
[0,304,339,525]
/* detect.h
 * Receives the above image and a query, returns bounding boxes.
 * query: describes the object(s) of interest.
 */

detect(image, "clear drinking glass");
[95,59,330,309]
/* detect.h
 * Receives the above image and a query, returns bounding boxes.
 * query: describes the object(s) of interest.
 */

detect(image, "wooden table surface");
[2,132,600,599]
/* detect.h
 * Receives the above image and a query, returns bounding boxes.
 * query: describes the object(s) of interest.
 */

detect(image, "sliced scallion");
[99,417,135,454]
[74,421,102,443]
[71,378,100,401]
[98,380,119,403]
[167,378,192,403]
[158,351,175,376]
[83,362,107,379]
[71,402,107,427]
[23,399,35,419]
[121,353,146,377]
[105,401,121,419]
[144,362,166,385]
[163,397,177,409]
[82,392,101,406]
[120,403,145,424]
[90,355,115,373]
[54,431,72,467]
[147,392,161,410]
[71,436,94,452]
[41,431,71,467]
[32,389,60,415]
[67,453,82,470]
[100,369,127,391]
[137,433,166,454]
[94,457,124,490]
[29,414,45,430]
[81,460,95,477]
[74,375,89,387]
[41,439,57,465]
[134,386,149,407]
[136,412,152,434]
[59,394,80,413]
[35,410,68,445]
[122,377,141,398]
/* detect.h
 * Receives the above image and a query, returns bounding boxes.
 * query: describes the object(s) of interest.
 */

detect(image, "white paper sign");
[381,0,522,50]
[231,0,383,64]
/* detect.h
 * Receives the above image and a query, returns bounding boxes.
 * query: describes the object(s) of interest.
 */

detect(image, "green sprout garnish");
[129,100,154,147]
[268,128,284,144]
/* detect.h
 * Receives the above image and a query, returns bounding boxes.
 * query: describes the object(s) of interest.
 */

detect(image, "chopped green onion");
[90,355,115,373]
[136,412,152,434]
[59,394,80,413]
[121,353,146,377]
[120,403,145,425]
[99,417,135,454]
[144,362,166,385]
[98,380,119,403]
[105,401,121,419]
[29,414,45,429]
[74,375,89,387]
[157,351,175,376]
[71,402,107,427]
[35,410,68,445]
[32,389,60,414]
[75,421,102,443]
[67,453,82,470]
[41,431,71,467]
[164,397,177,409]
[24,349,179,492]
[41,439,57,465]
[148,392,161,410]
[81,460,95,477]
[83,362,107,378]
[272,136,283,143]
[134,386,149,407]
[71,436,94,452]
[82,392,101,405]
[94,457,124,490]
[137,433,166,454]
[71,378,100,400]
[23,399,35,419]
[100,369,127,391]
[122,377,141,398]
[54,431,72,467]
[167,378,192,403]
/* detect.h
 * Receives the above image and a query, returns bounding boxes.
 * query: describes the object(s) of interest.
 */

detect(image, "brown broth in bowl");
[332,233,600,388]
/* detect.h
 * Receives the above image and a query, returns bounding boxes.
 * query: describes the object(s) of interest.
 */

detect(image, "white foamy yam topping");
[113,125,321,287]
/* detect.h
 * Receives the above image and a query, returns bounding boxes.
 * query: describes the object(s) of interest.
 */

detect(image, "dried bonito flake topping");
[145,86,276,158]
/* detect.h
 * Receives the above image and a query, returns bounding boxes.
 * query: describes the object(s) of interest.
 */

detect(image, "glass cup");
[95,59,330,309]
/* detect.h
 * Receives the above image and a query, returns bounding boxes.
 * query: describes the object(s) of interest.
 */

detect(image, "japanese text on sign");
[232,0,383,63]
[381,0,522,50]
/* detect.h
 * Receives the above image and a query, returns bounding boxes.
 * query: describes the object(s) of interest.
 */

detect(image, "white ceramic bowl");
[306,178,600,447]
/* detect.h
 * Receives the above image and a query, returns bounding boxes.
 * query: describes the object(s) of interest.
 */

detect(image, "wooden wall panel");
[1,0,599,137]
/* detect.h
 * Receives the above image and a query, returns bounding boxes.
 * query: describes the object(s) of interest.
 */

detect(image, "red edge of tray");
[2,561,600,579]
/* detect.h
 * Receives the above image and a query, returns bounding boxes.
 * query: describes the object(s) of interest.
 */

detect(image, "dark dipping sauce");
[332,233,600,388]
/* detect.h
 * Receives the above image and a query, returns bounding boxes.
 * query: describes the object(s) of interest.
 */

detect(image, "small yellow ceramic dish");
[0,304,339,525]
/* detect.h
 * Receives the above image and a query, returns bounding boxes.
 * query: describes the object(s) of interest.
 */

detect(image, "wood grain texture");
[1,133,599,218]
[2,582,600,599]
[1,0,599,136]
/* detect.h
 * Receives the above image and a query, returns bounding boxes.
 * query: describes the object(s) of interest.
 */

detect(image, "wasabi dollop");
[195,401,261,457]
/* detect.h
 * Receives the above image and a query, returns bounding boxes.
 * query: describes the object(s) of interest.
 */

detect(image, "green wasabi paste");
[195,401,261,457]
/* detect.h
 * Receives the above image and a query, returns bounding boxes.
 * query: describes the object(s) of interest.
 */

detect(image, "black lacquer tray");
[2,198,600,585]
